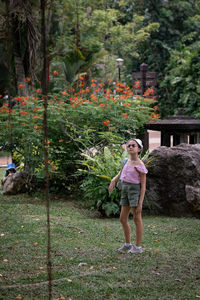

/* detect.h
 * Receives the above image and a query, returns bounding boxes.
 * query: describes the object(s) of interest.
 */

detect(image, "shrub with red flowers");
[0,78,159,190]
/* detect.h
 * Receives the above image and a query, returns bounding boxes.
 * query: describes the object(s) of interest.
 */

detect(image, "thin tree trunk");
[75,0,80,49]
[41,0,52,299]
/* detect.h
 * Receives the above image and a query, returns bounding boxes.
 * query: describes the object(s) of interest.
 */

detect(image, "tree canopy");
[0,0,200,116]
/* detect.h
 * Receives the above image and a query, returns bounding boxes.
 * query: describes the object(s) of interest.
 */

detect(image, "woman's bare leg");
[119,206,131,243]
[132,208,143,246]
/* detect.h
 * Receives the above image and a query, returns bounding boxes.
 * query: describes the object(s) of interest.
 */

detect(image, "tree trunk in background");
[12,15,28,96]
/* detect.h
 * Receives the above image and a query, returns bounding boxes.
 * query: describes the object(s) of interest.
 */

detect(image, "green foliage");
[50,1,159,84]
[77,146,126,216]
[0,81,154,190]
[160,39,200,116]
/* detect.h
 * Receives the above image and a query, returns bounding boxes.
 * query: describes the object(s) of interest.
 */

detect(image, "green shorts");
[120,182,141,207]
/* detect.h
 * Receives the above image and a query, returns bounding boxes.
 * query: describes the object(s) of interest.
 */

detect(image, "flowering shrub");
[0,76,160,189]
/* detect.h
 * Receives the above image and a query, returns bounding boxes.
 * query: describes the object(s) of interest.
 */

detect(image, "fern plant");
[76,146,127,216]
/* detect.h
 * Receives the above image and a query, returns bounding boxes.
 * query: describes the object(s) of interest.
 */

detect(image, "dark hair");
[5,168,15,176]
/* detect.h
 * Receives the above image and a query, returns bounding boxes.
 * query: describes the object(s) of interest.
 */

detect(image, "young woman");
[108,139,148,253]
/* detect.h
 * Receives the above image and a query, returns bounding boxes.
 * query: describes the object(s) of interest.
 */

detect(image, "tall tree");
[0,0,40,96]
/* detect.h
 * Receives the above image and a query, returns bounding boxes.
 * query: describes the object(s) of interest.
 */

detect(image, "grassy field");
[0,167,200,300]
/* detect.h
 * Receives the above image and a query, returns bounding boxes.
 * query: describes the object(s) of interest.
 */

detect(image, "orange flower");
[20,111,28,116]
[122,113,128,118]
[154,105,159,111]
[32,115,38,119]
[33,126,42,130]
[99,103,105,107]
[24,77,31,82]
[103,120,110,126]
[33,107,41,112]
[21,123,26,126]
[133,81,140,89]
[53,70,59,75]
[35,89,41,94]
[18,84,25,89]
[151,113,161,121]
[51,165,57,170]
[90,94,97,101]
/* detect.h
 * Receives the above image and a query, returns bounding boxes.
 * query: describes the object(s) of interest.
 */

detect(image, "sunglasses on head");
[127,144,138,148]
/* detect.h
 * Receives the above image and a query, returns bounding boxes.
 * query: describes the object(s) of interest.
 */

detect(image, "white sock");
[125,243,132,247]
[134,245,141,249]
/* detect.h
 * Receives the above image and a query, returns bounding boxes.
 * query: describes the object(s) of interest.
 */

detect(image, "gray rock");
[3,172,28,195]
[144,144,200,217]
[185,185,200,211]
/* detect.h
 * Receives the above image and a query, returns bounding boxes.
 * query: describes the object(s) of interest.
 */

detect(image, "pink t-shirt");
[120,163,148,184]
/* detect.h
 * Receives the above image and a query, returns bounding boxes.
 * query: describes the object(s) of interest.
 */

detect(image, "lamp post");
[116,58,124,81]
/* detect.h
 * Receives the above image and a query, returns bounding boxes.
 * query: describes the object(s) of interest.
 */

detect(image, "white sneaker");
[128,245,143,254]
[118,244,132,252]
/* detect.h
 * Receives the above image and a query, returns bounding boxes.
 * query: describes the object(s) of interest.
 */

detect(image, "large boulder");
[144,144,200,217]
[3,172,28,195]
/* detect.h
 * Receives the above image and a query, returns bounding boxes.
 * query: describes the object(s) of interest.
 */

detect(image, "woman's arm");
[2,175,8,184]
[136,173,146,213]
[108,171,121,193]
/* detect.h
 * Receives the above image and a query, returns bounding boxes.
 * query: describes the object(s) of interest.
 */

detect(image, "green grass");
[0,184,200,299]
[0,168,5,178]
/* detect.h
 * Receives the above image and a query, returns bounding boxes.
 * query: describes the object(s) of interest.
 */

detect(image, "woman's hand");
[136,203,142,214]
[108,179,116,193]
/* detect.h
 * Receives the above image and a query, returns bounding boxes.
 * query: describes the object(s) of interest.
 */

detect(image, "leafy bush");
[0,78,157,190]
[77,146,126,216]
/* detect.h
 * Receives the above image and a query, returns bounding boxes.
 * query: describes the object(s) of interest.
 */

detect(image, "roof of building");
[145,109,200,132]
